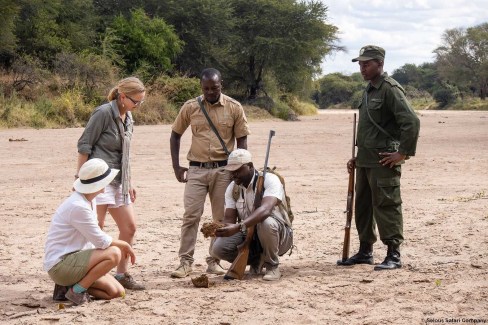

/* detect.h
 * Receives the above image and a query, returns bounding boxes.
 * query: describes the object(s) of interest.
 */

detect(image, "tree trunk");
[247,56,263,99]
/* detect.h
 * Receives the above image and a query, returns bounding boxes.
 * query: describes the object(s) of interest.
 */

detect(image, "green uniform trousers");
[355,165,404,247]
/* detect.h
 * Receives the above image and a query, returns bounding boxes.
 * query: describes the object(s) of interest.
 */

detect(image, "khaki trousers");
[178,166,231,265]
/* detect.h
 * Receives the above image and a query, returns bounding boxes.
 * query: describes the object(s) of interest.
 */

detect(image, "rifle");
[337,113,356,265]
[224,130,275,280]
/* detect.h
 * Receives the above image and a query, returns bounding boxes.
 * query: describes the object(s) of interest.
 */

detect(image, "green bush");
[433,85,458,108]
[150,75,200,107]
[53,52,118,103]
[280,94,317,115]
[349,90,363,109]
[270,100,294,120]
[132,92,179,125]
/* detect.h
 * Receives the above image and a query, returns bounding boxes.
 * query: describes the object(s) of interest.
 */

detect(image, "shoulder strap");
[363,86,398,141]
[197,96,230,156]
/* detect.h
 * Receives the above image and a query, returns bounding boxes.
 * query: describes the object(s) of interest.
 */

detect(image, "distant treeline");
[0,1,486,128]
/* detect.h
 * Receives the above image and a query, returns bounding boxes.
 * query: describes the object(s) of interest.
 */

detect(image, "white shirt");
[43,192,112,272]
[225,171,291,227]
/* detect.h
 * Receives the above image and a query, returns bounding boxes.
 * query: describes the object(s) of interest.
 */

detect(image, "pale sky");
[319,0,488,76]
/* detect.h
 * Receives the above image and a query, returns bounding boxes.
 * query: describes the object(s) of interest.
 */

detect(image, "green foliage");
[280,94,317,115]
[432,84,459,108]
[53,52,118,102]
[1,1,486,128]
[314,73,364,108]
[52,89,93,126]
[14,0,98,65]
[349,90,364,109]
[270,100,292,120]
[131,93,179,125]
[155,0,235,76]
[392,62,439,93]
[223,0,340,98]
[108,8,183,76]
[151,75,200,108]
[434,23,488,99]
[9,54,45,94]
[0,0,20,63]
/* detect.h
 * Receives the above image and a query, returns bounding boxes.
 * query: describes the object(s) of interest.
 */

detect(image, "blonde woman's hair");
[107,77,145,101]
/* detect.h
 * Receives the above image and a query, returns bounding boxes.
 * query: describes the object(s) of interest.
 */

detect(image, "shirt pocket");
[218,117,234,138]
[367,98,383,123]
[190,116,207,134]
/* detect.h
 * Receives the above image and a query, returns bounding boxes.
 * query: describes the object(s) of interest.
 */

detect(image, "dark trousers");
[355,165,404,247]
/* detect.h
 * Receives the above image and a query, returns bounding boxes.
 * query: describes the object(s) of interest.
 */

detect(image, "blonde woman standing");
[77,77,145,290]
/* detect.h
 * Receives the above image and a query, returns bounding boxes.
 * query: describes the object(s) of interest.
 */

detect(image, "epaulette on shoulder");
[224,94,241,106]
[182,97,200,107]
[384,77,405,93]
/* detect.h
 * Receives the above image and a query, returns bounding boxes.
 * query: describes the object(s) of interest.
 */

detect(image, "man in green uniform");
[341,45,420,270]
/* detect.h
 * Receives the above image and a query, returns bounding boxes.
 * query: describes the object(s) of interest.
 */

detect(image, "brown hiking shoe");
[116,272,146,290]
[65,288,92,305]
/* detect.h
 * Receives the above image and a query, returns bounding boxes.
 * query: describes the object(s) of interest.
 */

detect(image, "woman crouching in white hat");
[44,158,136,305]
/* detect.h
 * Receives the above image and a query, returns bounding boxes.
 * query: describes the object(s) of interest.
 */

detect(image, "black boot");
[337,242,374,266]
[374,245,402,270]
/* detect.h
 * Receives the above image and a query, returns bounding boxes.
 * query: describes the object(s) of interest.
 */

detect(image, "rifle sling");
[197,96,231,156]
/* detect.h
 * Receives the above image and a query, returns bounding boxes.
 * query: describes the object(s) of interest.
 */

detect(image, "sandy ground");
[0,109,487,325]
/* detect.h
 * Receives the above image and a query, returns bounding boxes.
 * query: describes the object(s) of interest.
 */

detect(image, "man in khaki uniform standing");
[340,45,420,270]
[170,68,250,278]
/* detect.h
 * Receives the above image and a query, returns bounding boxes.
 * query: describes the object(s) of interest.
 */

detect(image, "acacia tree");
[434,23,488,99]
[153,0,235,76]
[108,8,183,77]
[223,0,340,99]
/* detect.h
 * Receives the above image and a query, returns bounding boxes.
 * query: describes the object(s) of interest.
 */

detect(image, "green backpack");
[232,167,293,224]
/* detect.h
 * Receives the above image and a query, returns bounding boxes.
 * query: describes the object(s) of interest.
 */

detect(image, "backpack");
[232,166,294,224]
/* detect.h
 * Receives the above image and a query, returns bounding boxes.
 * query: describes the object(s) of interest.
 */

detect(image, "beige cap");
[225,149,252,171]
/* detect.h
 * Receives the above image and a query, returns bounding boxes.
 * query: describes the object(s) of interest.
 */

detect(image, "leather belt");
[189,160,227,168]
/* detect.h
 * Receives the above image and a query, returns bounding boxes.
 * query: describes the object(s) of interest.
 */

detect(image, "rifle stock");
[338,114,356,265]
[224,130,274,280]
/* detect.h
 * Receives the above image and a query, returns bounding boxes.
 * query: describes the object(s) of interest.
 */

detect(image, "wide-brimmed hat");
[352,45,385,62]
[224,149,252,172]
[73,158,119,194]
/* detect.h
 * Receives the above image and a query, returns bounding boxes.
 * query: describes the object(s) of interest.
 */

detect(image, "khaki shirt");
[356,73,420,168]
[172,94,250,162]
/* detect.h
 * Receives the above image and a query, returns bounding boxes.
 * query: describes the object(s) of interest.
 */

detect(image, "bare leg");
[97,205,109,229]
[77,247,122,299]
[87,274,125,300]
[108,205,136,274]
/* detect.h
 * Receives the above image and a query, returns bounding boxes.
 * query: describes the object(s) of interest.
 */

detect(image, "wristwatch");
[239,222,247,234]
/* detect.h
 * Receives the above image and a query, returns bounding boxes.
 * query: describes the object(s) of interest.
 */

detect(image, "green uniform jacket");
[356,73,420,168]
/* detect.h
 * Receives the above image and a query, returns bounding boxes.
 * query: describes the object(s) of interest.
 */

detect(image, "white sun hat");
[73,158,119,194]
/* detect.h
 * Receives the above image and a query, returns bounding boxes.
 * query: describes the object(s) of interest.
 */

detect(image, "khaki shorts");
[48,249,94,286]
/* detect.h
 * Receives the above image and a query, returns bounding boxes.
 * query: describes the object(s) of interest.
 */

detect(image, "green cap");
[352,45,385,62]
